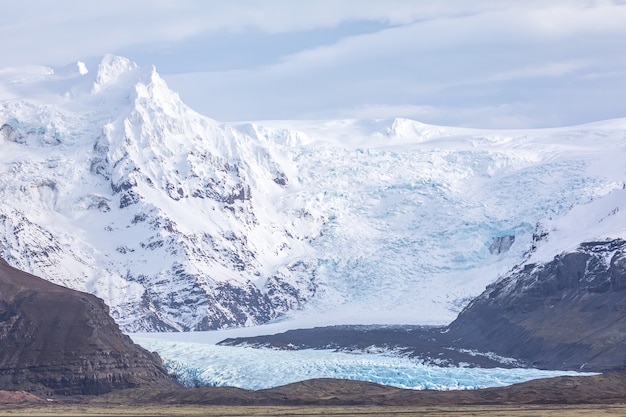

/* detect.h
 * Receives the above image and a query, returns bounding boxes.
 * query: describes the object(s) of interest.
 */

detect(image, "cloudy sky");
[1,0,625,127]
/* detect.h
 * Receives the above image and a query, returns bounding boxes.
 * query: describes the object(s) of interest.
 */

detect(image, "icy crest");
[92,54,139,94]
[529,187,626,264]
[378,118,438,141]
[56,61,89,77]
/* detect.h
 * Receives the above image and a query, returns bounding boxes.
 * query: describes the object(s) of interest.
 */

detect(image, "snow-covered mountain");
[1,55,625,332]
[0,55,322,331]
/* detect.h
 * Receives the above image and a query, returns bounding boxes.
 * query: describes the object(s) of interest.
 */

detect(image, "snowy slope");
[1,55,625,331]
[0,56,322,331]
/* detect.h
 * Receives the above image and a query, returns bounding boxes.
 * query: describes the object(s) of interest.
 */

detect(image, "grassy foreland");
[2,404,626,417]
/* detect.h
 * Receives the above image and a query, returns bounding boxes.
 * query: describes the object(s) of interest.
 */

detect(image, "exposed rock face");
[489,235,515,255]
[448,239,626,372]
[0,258,178,395]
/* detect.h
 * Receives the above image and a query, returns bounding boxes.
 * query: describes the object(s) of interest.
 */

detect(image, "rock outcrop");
[0,258,178,395]
[448,239,626,372]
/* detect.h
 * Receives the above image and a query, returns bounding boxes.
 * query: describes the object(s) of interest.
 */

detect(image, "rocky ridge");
[448,238,626,372]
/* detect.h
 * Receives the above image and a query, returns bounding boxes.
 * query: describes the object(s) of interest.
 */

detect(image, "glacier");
[131,335,593,390]
[1,55,626,332]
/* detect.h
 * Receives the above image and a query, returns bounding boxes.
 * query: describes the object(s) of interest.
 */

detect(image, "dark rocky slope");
[0,258,178,395]
[221,239,626,372]
[219,325,520,368]
[448,239,626,372]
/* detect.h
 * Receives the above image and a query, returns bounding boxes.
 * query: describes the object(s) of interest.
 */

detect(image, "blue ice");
[133,337,594,391]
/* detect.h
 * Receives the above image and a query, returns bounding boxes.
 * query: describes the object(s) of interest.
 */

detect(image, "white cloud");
[1,0,625,127]
[5,1,623,65]
[333,104,442,121]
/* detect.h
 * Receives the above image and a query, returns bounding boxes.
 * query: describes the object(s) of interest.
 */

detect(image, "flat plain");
[3,404,626,417]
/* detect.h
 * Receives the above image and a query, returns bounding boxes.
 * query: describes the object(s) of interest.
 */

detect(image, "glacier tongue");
[1,55,626,331]
[131,336,592,391]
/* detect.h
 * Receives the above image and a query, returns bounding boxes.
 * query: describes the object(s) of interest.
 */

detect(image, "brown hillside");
[95,373,626,406]
[0,258,178,395]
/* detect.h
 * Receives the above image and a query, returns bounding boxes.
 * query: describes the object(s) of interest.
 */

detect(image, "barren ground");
[2,403,626,417]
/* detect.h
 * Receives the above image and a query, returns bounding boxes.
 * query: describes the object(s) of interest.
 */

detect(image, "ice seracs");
[131,336,592,391]
[1,54,626,332]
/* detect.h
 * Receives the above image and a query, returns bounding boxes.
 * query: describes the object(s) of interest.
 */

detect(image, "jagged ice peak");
[93,54,139,91]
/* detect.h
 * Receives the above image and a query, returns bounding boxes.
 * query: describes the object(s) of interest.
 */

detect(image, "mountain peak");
[56,61,89,78]
[89,55,184,117]
[92,54,140,94]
